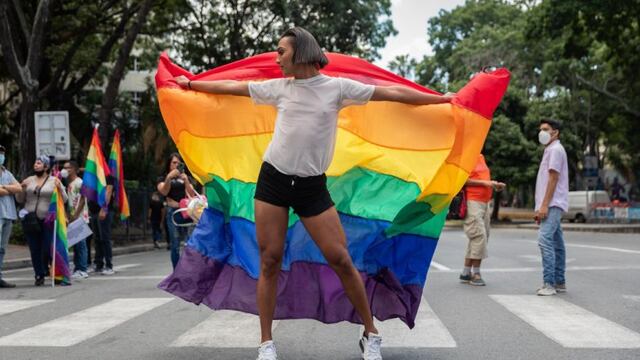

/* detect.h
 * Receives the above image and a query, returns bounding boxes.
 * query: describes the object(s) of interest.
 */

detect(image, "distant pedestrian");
[149,191,165,249]
[0,144,20,288]
[62,160,90,279]
[459,154,505,286]
[157,153,195,268]
[535,119,569,296]
[17,155,68,286]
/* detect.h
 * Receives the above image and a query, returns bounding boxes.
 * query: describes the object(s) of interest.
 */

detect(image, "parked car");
[563,190,611,223]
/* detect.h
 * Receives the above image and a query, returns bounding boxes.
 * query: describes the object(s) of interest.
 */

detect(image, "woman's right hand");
[166,169,181,180]
[174,75,190,88]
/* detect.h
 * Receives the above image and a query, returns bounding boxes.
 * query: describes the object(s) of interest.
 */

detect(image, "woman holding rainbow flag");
[172,27,452,360]
[17,155,68,286]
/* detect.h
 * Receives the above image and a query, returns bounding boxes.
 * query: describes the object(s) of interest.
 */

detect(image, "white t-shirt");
[535,140,569,212]
[67,177,89,223]
[248,74,375,176]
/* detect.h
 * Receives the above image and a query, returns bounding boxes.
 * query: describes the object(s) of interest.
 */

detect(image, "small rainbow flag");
[81,127,111,208]
[108,129,130,220]
[48,186,71,285]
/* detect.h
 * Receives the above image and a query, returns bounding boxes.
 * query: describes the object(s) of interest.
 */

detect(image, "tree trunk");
[18,93,37,178]
[491,190,501,221]
[97,0,155,148]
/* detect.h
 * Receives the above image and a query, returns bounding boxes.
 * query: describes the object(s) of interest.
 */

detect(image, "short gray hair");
[280,27,329,69]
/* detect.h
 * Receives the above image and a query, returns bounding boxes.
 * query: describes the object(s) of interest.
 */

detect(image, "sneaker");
[359,332,382,360]
[459,273,472,283]
[0,279,16,288]
[101,268,115,276]
[256,340,277,360]
[71,271,84,280]
[537,283,557,296]
[469,273,486,286]
[555,283,566,293]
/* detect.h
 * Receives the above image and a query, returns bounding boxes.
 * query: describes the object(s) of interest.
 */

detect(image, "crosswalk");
[0,295,639,349]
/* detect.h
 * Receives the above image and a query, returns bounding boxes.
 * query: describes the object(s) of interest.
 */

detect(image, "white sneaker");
[101,268,115,276]
[71,271,84,279]
[360,332,383,360]
[537,283,557,296]
[80,271,89,279]
[256,340,277,360]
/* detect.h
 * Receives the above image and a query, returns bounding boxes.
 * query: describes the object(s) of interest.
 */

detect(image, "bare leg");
[255,200,289,343]
[300,206,378,335]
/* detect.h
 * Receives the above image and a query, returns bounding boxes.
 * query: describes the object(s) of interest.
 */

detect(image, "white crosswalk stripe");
[0,300,54,316]
[171,310,280,347]
[360,300,456,348]
[490,295,640,348]
[2,295,639,350]
[624,295,640,303]
[0,298,173,347]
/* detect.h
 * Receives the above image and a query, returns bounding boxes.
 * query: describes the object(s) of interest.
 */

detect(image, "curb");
[2,243,157,271]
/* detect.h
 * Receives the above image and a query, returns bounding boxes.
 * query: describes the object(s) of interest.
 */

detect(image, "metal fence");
[111,187,151,245]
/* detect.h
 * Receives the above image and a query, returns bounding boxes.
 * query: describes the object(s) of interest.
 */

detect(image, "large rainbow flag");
[47,186,71,285]
[108,129,130,220]
[81,127,111,208]
[156,52,509,328]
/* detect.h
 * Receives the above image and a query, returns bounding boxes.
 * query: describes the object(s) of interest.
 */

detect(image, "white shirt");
[535,140,569,212]
[248,74,375,176]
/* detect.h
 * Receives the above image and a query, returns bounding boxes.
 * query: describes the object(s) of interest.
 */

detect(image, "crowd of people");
[0,146,199,288]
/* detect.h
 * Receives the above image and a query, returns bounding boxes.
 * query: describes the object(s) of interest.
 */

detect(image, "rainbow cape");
[47,186,71,285]
[156,52,509,328]
[108,129,130,220]
[81,128,111,208]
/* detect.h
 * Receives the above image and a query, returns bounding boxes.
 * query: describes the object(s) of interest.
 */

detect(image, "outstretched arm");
[371,86,453,105]
[174,75,250,97]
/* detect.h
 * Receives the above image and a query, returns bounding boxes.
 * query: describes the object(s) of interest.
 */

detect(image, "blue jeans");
[166,207,188,269]
[90,211,114,270]
[73,238,88,272]
[151,221,162,242]
[0,218,13,279]
[23,219,52,278]
[538,206,566,285]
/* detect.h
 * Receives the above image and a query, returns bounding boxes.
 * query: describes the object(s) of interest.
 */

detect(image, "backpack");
[447,189,467,220]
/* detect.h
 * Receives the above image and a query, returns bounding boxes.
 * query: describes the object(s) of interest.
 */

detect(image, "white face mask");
[60,169,69,179]
[538,130,552,145]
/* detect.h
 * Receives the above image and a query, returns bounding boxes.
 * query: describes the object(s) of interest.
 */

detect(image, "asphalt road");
[0,227,639,360]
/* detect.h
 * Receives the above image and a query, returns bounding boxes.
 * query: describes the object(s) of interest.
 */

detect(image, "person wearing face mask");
[16,155,68,286]
[0,145,20,288]
[534,119,569,296]
[62,160,90,279]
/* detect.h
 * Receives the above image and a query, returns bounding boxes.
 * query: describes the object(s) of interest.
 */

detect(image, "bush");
[9,220,26,245]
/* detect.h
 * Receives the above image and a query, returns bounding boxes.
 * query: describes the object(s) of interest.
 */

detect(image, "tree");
[0,0,51,177]
[387,54,417,80]
[172,0,396,72]
[97,0,155,146]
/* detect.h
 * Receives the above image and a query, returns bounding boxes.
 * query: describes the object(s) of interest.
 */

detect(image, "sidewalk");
[1,242,158,271]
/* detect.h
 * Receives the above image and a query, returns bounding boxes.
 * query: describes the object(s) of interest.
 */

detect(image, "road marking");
[428,265,640,274]
[518,240,640,255]
[429,261,451,271]
[113,263,141,271]
[490,295,640,348]
[0,300,54,316]
[171,310,279,347]
[624,295,640,303]
[0,298,173,347]
[360,300,456,348]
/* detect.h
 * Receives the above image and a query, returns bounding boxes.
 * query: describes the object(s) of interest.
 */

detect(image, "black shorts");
[254,162,334,217]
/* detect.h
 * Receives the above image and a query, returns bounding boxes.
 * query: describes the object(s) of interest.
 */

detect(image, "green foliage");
[172,0,396,72]
[408,0,640,200]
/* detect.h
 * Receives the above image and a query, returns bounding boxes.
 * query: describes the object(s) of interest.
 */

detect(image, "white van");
[563,190,611,222]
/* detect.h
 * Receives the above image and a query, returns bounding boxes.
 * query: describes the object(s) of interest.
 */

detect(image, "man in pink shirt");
[535,119,569,296]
